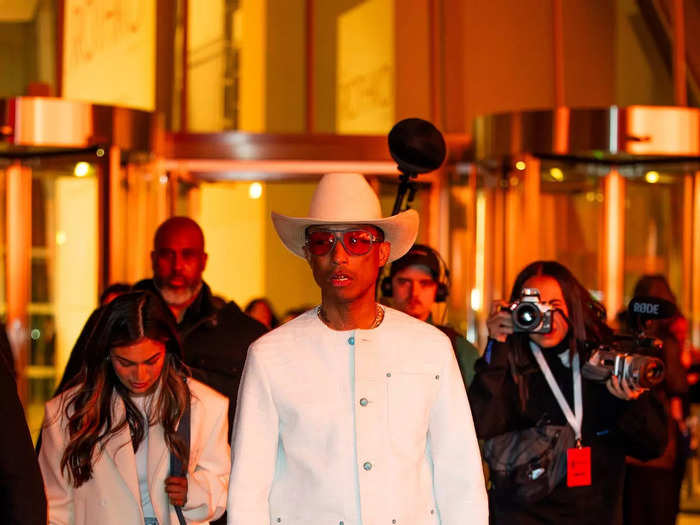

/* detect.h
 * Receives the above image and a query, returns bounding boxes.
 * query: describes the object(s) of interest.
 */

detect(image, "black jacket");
[134,280,268,434]
[468,339,668,525]
[0,356,47,524]
[55,280,267,437]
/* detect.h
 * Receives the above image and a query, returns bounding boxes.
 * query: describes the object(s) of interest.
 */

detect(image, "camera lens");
[514,303,541,331]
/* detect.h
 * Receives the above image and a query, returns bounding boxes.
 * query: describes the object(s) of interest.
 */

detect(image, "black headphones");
[381,244,451,303]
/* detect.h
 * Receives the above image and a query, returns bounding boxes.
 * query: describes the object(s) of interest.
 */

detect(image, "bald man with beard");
[54,217,267,441]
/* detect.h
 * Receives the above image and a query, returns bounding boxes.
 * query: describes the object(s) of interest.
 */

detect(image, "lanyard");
[529,341,583,444]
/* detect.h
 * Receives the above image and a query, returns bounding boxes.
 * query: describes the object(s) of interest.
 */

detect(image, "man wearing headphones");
[384,244,480,387]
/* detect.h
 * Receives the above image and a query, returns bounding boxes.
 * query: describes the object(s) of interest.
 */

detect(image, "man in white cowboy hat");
[227,173,487,524]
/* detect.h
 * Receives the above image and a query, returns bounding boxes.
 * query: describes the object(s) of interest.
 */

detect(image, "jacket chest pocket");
[387,365,440,455]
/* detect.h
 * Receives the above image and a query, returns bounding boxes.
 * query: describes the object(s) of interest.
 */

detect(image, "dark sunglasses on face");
[305,229,382,256]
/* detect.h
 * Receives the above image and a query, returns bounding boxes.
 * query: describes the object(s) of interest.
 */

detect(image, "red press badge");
[567,446,591,487]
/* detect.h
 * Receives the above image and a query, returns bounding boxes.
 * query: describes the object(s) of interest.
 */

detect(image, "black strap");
[170,396,191,525]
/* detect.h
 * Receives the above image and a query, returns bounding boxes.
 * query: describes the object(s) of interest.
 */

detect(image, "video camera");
[581,296,677,389]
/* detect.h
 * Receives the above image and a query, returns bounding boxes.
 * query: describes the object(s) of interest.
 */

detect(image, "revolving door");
[461,106,700,347]
[0,97,161,436]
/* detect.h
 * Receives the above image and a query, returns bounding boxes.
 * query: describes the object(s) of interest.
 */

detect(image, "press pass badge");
[567,446,591,487]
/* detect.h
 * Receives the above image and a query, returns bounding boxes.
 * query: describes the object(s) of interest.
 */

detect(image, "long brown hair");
[507,261,613,407]
[57,291,190,487]
[508,260,612,351]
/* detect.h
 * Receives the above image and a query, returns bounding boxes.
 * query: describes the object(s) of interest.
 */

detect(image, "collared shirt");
[228,306,488,525]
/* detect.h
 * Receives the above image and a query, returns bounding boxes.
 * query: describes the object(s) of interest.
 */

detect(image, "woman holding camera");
[469,261,667,525]
[39,291,230,525]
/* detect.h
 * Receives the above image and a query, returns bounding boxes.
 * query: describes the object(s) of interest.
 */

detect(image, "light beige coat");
[40,378,230,525]
[228,307,488,525]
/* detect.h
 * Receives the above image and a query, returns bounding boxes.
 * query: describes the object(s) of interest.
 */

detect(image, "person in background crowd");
[56,217,266,428]
[384,243,480,386]
[228,173,488,524]
[0,350,46,524]
[39,291,229,525]
[244,298,279,330]
[100,283,132,305]
[622,274,689,525]
[469,260,667,525]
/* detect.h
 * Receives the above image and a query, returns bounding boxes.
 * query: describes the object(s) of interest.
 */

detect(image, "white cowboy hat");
[271,173,419,262]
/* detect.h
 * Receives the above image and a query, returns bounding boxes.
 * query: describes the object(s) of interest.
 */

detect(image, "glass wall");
[181,0,397,134]
[623,170,689,310]
[0,0,57,98]
[468,160,697,348]
[25,158,98,438]
[537,161,606,295]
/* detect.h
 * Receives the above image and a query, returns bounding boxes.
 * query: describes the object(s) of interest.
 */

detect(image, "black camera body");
[507,288,553,334]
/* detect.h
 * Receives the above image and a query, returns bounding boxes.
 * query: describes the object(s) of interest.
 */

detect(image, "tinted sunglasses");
[305,229,382,256]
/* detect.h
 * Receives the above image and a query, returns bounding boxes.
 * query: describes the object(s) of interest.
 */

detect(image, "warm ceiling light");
[249,182,263,199]
[645,171,660,183]
[515,160,526,171]
[74,162,90,177]
[549,167,564,181]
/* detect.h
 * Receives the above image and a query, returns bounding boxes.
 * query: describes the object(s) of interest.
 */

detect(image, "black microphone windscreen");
[628,296,678,320]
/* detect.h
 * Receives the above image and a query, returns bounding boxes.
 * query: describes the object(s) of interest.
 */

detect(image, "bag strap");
[170,394,191,525]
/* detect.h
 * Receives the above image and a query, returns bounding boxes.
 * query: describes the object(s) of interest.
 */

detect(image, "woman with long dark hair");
[469,261,667,525]
[39,291,230,525]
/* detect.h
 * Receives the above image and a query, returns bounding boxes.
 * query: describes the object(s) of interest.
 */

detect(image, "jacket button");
[276,518,281,523]
[363,461,372,471]
[359,397,368,407]
[386,372,391,378]
[393,520,397,524]
[348,336,355,345]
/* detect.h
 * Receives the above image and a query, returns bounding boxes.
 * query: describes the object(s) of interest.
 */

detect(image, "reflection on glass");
[25,165,98,440]
[624,172,687,309]
[538,164,605,294]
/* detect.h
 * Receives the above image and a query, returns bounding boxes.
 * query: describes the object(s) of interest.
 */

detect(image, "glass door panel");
[623,171,689,311]
[25,159,99,439]
[537,161,606,296]
[109,162,170,286]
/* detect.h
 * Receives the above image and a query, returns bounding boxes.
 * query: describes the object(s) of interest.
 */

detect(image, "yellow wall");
[54,176,98,382]
[197,182,266,306]
[239,0,267,131]
[264,181,320,316]
[187,0,225,131]
[62,0,155,110]
[265,0,306,132]
[336,0,395,133]
[394,0,432,124]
